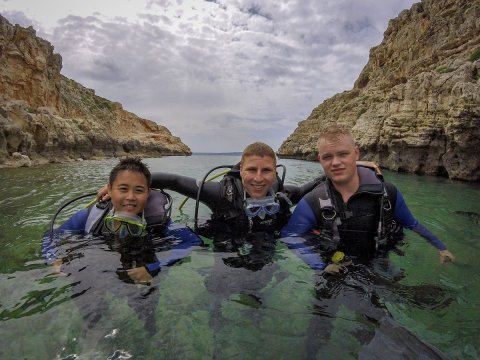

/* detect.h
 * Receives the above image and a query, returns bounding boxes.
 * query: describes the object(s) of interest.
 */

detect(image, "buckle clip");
[321,207,337,221]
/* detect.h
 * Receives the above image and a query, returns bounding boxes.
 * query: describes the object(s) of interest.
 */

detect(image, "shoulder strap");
[383,182,397,211]
[220,164,244,207]
[85,201,111,234]
[316,181,341,244]
[144,189,172,229]
[86,190,172,235]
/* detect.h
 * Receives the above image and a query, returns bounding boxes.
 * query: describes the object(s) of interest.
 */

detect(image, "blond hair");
[317,124,355,148]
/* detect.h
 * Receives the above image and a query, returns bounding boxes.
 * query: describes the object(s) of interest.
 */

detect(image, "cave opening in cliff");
[435,166,449,178]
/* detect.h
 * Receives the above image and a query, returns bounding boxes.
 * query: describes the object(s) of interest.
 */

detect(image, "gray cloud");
[1,10,45,32]
[0,0,417,152]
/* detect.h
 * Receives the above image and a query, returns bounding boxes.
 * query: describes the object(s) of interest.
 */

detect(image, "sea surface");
[0,154,479,359]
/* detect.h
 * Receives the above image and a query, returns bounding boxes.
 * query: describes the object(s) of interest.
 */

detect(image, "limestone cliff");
[0,15,191,167]
[278,0,480,181]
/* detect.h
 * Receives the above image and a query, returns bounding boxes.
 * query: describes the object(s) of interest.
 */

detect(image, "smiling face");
[317,133,359,187]
[240,155,276,198]
[107,170,149,215]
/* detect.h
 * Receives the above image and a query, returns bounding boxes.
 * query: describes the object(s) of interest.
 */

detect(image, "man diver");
[281,124,456,273]
[42,157,202,283]
[280,125,454,359]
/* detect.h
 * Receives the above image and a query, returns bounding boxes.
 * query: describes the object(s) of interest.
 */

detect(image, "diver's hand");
[324,260,352,274]
[49,258,68,277]
[356,160,381,175]
[439,249,455,263]
[127,267,153,284]
[96,184,110,202]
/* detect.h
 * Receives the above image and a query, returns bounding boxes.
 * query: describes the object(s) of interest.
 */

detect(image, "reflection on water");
[0,155,479,359]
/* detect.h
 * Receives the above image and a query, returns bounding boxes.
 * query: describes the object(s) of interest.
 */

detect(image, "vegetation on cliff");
[278,0,480,181]
[0,15,191,167]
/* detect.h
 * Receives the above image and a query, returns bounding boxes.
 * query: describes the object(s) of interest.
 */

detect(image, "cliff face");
[278,0,480,181]
[0,15,191,167]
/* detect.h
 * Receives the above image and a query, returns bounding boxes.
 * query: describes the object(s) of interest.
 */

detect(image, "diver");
[281,124,455,273]
[93,144,309,355]
[41,158,202,338]
[97,143,319,244]
[280,125,454,359]
[42,157,202,282]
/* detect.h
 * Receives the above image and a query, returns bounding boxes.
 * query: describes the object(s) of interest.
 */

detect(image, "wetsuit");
[42,197,202,275]
[282,167,451,359]
[281,166,447,270]
[150,166,316,235]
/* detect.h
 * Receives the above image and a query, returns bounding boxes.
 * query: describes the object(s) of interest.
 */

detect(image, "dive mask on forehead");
[244,195,280,219]
[104,210,147,238]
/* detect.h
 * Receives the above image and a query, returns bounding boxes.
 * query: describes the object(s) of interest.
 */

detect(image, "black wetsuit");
[150,167,317,356]
[151,168,316,236]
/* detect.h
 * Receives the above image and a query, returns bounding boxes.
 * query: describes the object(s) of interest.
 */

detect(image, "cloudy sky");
[1,0,417,152]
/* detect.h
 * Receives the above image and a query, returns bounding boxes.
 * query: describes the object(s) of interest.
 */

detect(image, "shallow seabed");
[0,155,479,359]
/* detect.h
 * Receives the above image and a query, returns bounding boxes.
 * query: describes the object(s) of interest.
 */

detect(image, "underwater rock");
[453,210,480,224]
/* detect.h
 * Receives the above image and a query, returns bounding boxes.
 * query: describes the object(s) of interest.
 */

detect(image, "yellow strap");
[84,198,97,208]
[331,251,345,263]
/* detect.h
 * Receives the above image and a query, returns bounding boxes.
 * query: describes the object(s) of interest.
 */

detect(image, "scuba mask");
[244,194,280,219]
[104,210,147,238]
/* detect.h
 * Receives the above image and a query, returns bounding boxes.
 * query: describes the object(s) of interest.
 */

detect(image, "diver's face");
[317,134,359,186]
[107,170,149,215]
[240,155,276,198]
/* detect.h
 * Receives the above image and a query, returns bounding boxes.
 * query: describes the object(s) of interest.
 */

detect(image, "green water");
[0,155,479,359]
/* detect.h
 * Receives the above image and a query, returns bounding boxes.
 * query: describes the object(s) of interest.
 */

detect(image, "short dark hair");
[109,157,151,186]
[241,142,276,165]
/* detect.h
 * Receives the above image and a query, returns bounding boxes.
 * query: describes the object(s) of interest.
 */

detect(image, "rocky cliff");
[278,0,480,181]
[0,15,191,167]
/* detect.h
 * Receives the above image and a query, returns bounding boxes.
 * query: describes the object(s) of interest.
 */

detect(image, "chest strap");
[316,172,393,251]
[85,202,110,234]
[317,181,341,245]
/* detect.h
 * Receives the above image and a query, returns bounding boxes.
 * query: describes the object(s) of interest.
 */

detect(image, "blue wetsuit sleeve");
[281,198,318,237]
[145,221,203,272]
[280,199,326,270]
[411,222,447,250]
[280,236,327,270]
[393,190,447,250]
[41,208,89,262]
[58,208,89,232]
[41,232,59,262]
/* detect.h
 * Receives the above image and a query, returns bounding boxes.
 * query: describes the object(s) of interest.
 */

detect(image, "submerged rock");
[453,210,480,224]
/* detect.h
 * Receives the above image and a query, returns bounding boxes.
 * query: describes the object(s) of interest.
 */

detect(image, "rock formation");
[0,15,191,167]
[278,0,480,181]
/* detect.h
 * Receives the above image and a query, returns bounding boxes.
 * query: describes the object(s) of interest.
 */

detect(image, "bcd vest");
[307,166,402,255]
[85,189,172,236]
[209,165,292,236]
